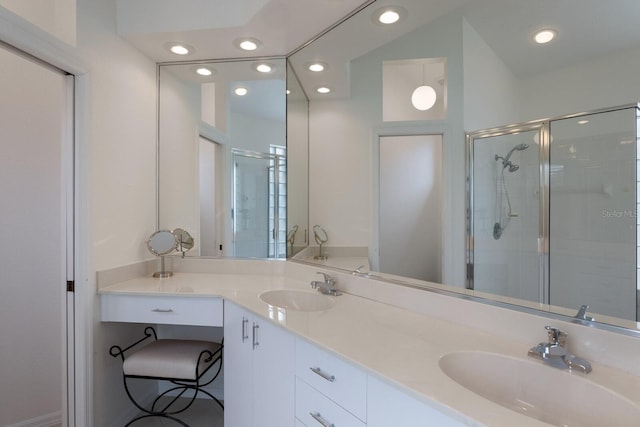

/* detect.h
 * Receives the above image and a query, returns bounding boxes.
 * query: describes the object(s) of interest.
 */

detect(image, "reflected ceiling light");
[533,29,557,44]
[165,43,193,55]
[255,63,273,73]
[196,67,213,76]
[577,119,589,125]
[235,87,248,96]
[307,62,327,72]
[286,89,291,95]
[316,86,331,94]
[373,6,406,25]
[411,63,437,111]
[234,37,262,51]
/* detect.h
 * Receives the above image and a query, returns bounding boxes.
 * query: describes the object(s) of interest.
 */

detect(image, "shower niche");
[466,105,639,322]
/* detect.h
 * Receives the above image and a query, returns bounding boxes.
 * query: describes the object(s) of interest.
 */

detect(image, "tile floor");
[129,398,223,426]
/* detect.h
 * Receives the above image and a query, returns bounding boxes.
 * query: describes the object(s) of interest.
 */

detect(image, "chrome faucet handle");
[545,326,567,347]
[573,305,595,322]
[316,272,335,285]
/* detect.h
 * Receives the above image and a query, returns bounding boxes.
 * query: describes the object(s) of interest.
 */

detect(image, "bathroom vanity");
[99,261,640,426]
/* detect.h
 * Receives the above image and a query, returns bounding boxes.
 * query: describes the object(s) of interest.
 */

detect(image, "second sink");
[439,351,640,426]
[259,290,335,312]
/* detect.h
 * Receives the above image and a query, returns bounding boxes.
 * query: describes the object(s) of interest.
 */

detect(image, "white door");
[0,44,73,426]
[378,135,443,283]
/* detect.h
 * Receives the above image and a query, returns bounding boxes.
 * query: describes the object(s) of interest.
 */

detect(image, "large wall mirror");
[158,58,309,259]
[287,0,640,333]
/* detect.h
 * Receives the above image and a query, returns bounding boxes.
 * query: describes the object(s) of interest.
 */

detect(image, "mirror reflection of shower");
[313,225,328,260]
[493,143,529,240]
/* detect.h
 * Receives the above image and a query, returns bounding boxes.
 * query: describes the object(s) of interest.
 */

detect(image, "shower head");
[503,143,529,164]
[496,143,529,172]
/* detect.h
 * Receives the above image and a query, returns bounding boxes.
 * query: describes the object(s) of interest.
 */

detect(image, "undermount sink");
[439,351,640,426]
[259,290,335,312]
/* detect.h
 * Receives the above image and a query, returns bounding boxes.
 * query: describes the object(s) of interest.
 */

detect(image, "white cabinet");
[224,301,295,427]
[295,338,367,426]
[295,378,366,427]
[101,294,223,326]
[367,375,467,427]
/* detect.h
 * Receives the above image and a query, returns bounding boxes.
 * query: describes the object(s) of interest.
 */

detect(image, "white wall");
[462,18,521,131]
[75,0,158,425]
[0,0,76,46]
[519,46,640,122]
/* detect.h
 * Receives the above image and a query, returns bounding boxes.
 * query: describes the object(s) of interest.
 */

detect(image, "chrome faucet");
[310,272,341,296]
[528,326,592,373]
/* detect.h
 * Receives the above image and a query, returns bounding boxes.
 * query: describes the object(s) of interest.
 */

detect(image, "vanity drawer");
[101,294,223,326]
[296,378,366,427]
[295,339,367,421]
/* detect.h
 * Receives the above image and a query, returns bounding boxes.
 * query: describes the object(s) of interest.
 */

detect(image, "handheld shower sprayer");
[493,143,529,239]
[495,143,529,172]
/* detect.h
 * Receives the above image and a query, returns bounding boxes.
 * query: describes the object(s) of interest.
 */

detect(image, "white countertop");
[99,272,640,426]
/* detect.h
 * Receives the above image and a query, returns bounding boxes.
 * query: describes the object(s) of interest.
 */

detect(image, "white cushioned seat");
[123,339,221,381]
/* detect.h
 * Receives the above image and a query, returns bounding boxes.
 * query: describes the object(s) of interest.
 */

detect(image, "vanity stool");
[109,327,223,426]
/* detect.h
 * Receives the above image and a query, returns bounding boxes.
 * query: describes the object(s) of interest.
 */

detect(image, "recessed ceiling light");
[533,29,557,44]
[235,87,248,96]
[372,6,406,25]
[196,67,213,76]
[234,37,262,51]
[317,86,331,94]
[165,43,194,55]
[307,62,327,72]
[379,10,400,24]
[255,63,273,73]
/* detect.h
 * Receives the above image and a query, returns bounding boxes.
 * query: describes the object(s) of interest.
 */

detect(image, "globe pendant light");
[411,63,437,111]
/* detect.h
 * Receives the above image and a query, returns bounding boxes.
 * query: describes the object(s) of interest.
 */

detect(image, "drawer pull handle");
[252,323,260,349]
[310,366,335,382]
[242,317,249,342]
[151,308,173,313]
[310,412,334,427]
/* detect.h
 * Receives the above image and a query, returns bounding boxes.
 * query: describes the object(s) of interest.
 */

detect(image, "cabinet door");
[224,301,254,427]
[367,375,467,427]
[252,316,295,427]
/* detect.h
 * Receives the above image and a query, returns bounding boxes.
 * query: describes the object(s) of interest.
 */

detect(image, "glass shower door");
[469,128,542,302]
[549,108,637,320]
[232,149,286,259]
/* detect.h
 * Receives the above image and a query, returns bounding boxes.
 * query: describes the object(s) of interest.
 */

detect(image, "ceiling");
[116,0,372,62]
[139,0,640,104]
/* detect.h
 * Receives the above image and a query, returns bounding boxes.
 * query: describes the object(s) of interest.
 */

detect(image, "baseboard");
[7,411,62,427]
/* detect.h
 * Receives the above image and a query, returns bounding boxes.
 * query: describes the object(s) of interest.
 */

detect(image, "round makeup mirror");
[173,228,194,256]
[146,230,179,256]
[313,225,328,260]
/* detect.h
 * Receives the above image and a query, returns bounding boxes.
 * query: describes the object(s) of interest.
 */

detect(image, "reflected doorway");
[375,135,443,283]
[198,137,224,256]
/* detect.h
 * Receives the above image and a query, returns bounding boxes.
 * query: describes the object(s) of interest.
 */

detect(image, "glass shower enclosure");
[467,104,639,322]
[232,148,287,259]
